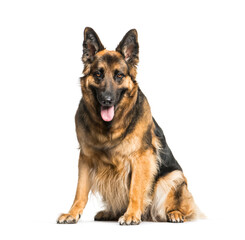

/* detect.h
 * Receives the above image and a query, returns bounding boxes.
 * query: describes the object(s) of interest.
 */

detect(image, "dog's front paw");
[118,213,141,225]
[57,213,81,224]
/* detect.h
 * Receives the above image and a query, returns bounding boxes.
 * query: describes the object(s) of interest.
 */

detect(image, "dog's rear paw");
[94,211,117,221]
[118,213,141,225]
[167,211,185,223]
[57,213,81,224]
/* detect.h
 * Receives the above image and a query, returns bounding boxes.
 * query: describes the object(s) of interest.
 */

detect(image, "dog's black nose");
[101,93,115,106]
[102,96,113,105]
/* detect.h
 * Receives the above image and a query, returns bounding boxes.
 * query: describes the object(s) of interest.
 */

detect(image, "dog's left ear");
[82,27,105,64]
[116,29,139,79]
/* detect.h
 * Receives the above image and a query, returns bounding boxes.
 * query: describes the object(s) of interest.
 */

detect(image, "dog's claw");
[118,214,141,225]
[57,213,80,224]
[167,211,185,223]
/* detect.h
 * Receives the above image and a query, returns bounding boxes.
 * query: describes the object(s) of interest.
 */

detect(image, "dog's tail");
[187,203,206,221]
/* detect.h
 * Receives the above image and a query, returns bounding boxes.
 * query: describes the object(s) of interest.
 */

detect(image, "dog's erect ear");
[82,27,105,64]
[116,29,139,80]
[116,29,139,64]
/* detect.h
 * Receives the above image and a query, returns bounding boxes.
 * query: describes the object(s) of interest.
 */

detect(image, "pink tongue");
[100,106,115,122]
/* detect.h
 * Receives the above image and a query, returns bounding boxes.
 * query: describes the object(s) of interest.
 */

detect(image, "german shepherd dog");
[57,27,202,225]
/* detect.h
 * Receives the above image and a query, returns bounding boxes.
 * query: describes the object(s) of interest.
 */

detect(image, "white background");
[0,0,245,239]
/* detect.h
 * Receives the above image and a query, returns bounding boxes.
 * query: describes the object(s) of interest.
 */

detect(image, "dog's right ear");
[82,27,105,64]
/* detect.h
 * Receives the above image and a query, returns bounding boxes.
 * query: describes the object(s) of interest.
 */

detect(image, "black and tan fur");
[57,27,202,225]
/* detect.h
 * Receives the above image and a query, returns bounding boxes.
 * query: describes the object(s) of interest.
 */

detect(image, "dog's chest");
[90,154,131,214]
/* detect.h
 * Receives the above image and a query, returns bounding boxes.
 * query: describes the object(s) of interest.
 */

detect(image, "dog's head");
[80,27,139,123]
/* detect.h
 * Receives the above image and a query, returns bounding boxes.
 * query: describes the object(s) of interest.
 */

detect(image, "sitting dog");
[57,27,202,225]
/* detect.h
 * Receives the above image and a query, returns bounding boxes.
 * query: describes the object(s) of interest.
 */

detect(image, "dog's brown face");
[80,28,139,123]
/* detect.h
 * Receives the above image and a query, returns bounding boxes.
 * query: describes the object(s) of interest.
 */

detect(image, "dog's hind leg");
[165,181,196,223]
[94,210,120,221]
[150,170,200,222]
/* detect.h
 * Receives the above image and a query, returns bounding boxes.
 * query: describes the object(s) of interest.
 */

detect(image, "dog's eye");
[116,73,124,79]
[95,72,102,78]
[94,71,104,81]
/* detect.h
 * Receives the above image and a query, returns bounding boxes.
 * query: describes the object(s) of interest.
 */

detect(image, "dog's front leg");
[57,153,91,224]
[118,151,155,225]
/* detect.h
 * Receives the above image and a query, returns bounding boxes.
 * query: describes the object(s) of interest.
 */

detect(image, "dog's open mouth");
[100,106,115,122]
